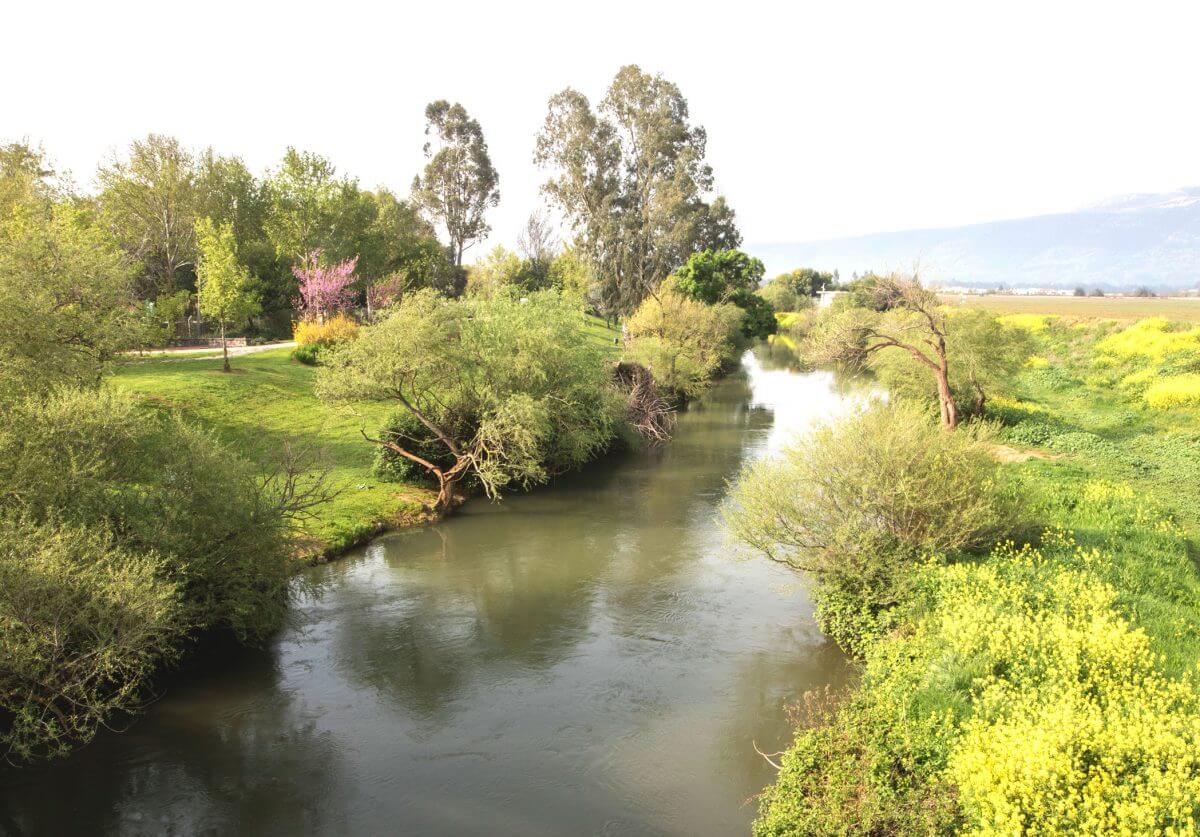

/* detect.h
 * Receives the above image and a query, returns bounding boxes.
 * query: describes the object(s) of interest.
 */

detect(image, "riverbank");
[754,315,1200,833]
[113,316,623,561]
[1,351,851,836]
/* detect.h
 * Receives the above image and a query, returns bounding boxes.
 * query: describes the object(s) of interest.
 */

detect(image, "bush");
[372,408,463,485]
[1145,373,1200,409]
[293,312,359,348]
[318,289,625,509]
[0,517,184,761]
[292,343,321,365]
[0,387,296,641]
[726,399,1010,652]
[625,290,744,400]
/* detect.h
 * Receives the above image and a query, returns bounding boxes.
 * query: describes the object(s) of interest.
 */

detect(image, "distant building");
[818,290,845,308]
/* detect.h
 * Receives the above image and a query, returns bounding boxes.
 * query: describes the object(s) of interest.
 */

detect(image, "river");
[0,348,868,837]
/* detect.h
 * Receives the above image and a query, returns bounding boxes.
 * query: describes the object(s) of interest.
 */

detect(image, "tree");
[535,65,741,315]
[0,142,62,216]
[0,201,137,402]
[97,134,199,298]
[195,218,259,372]
[411,101,500,267]
[725,399,1008,654]
[671,249,776,340]
[316,290,622,513]
[293,252,358,322]
[263,148,368,266]
[624,290,744,400]
[806,272,963,428]
[871,308,1033,418]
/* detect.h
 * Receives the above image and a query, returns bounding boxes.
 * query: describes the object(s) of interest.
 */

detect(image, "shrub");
[0,387,296,641]
[0,517,184,761]
[625,290,743,400]
[1144,373,1200,409]
[1096,317,1200,362]
[318,289,625,511]
[292,343,321,366]
[726,399,1010,652]
[293,312,359,348]
[372,408,463,485]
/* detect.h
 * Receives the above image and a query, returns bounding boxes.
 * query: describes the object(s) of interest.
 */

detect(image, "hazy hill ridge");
[753,187,1200,290]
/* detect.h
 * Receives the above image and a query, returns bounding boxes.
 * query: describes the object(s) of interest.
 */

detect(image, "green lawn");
[113,316,623,558]
[113,348,433,558]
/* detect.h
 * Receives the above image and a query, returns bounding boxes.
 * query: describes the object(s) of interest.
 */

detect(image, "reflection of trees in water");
[0,639,352,837]
[321,366,775,726]
[326,519,608,724]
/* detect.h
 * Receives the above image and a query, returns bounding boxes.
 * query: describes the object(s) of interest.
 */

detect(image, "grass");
[940,293,1200,321]
[113,316,623,558]
[113,348,434,558]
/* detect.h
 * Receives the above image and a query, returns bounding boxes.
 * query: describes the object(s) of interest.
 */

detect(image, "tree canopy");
[411,101,500,267]
[535,65,740,315]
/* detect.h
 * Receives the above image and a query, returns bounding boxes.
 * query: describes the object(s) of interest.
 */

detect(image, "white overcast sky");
[4,0,1198,260]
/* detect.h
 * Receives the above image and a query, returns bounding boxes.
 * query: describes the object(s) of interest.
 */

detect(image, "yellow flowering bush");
[1145,374,1200,410]
[293,313,359,347]
[942,541,1200,834]
[998,313,1053,333]
[1097,318,1200,362]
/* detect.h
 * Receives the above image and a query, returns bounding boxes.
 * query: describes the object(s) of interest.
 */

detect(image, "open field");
[113,317,623,557]
[940,294,1200,321]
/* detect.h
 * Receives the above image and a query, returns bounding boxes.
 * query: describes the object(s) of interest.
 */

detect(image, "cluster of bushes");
[1090,318,1200,410]
[729,309,1200,833]
[292,313,360,365]
[0,388,299,760]
[320,289,632,512]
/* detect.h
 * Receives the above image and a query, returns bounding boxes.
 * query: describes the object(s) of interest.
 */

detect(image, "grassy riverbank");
[755,315,1200,833]
[113,314,623,559]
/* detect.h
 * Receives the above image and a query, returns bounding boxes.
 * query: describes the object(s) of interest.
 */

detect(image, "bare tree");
[517,209,559,264]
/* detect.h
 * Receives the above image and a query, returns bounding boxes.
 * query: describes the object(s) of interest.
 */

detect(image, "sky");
[4,0,1199,261]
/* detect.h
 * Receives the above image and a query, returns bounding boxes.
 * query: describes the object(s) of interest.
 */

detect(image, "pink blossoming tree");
[294,251,359,322]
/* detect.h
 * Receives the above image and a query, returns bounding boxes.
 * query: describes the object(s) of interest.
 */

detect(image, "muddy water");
[0,349,868,836]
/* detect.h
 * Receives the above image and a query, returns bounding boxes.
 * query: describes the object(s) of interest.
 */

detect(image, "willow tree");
[534,65,740,315]
[411,101,500,267]
[315,290,621,513]
[806,272,962,428]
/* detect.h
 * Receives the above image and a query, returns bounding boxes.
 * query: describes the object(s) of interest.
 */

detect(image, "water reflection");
[1,349,861,836]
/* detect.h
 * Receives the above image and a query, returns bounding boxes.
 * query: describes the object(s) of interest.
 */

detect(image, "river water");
[1,349,867,837]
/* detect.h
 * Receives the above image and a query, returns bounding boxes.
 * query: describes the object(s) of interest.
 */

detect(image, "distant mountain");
[751,187,1200,291]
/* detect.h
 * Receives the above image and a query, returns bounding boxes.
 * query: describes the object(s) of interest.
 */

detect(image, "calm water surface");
[1,349,867,837]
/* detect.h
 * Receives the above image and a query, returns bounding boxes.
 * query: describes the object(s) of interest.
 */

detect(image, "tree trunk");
[221,321,231,373]
[935,365,958,430]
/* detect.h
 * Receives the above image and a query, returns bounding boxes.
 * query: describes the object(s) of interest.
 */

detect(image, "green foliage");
[671,248,764,305]
[535,65,740,315]
[625,290,744,400]
[726,399,1009,653]
[411,101,500,266]
[317,289,624,503]
[291,343,321,365]
[0,200,137,402]
[871,308,1034,416]
[752,315,1200,834]
[0,517,184,761]
[195,216,260,368]
[0,387,296,641]
[372,408,456,485]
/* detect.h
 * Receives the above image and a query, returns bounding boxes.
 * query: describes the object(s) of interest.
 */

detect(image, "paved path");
[130,341,296,360]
